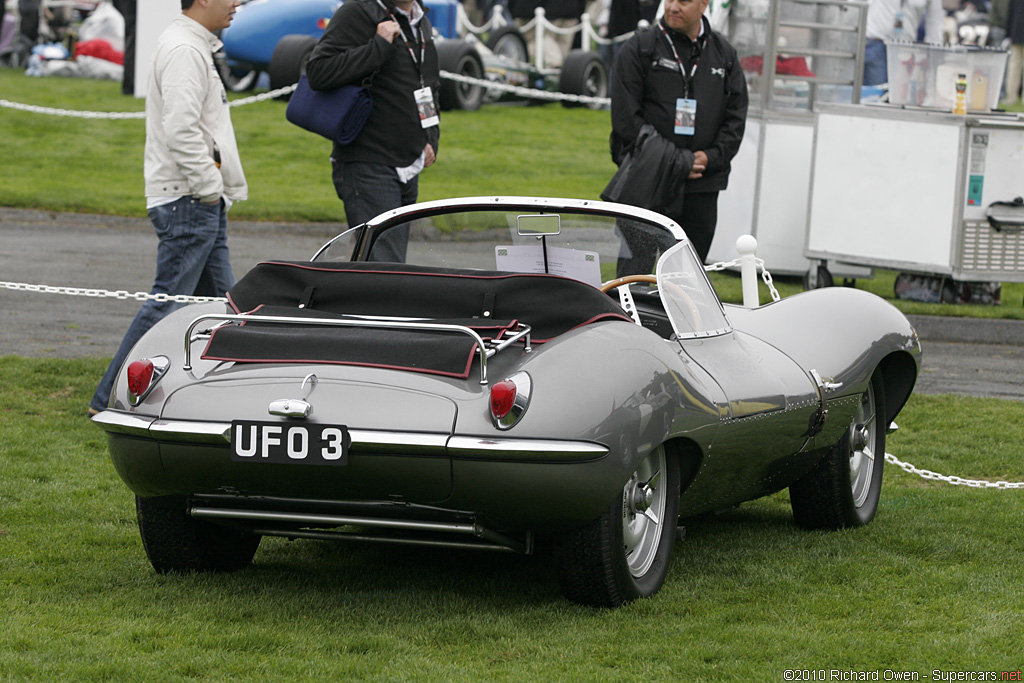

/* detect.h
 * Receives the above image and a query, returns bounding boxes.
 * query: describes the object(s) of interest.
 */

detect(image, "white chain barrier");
[705,257,782,303]
[0,280,226,304]
[5,276,1023,490]
[0,84,299,119]
[438,69,609,106]
[884,452,1024,489]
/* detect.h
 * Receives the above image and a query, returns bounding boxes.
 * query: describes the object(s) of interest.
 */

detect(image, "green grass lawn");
[1,357,1022,681]
[3,69,1024,680]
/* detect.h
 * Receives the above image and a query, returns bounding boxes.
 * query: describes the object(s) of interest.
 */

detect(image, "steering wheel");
[600,275,703,333]
[599,274,658,293]
[600,275,657,326]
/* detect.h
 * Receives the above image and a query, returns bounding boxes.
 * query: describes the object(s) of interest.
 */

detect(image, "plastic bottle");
[953,72,967,115]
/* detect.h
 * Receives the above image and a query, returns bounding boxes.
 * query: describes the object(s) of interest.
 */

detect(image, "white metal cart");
[804,103,1024,289]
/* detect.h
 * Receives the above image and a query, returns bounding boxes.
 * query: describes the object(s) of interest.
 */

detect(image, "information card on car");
[495,245,602,288]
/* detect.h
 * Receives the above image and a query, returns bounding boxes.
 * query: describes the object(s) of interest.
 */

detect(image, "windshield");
[313,200,685,288]
[656,242,731,339]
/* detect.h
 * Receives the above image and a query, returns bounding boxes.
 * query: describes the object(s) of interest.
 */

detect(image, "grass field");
[1,357,1022,681]
[2,68,1024,680]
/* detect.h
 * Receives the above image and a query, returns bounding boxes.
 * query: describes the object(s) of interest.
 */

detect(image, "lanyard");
[376,0,427,86]
[659,24,701,99]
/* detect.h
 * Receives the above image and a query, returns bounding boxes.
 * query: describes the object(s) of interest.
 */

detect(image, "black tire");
[136,495,261,573]
[790,372,887,530]
[268,34,318,97]
[220,65,260,92]
[437,40,485,111]
[485,25,529,62]
[802,264,834,290]
[558,49,608,110]
[554,445,680,607]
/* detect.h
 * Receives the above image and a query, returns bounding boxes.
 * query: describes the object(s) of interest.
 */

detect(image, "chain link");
[885,452,1024,489]
[438,69,610,105]
[3,69,605,119]
[0,84,298,120]
[4,277,1021,488]
[704,257,782,302]
[0,280,226,304]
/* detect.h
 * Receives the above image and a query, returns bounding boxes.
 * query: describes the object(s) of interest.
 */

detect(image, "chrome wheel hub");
[621,447,668,578]
[849,385,878,508]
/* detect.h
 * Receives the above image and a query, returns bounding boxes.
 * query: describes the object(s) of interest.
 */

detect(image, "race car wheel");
[789,371,887,530]
[558,50,608,110]
[214,51,259,92]
[135,495,261,573]
[268,34,318,97]
[437,40,485,111]
[554,445,680,607]
[485,25,529,62]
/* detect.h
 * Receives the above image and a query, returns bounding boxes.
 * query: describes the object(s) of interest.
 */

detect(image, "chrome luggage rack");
[183,312,533,384]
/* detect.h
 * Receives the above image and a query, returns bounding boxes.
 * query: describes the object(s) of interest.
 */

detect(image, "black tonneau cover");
[202,261,632,377]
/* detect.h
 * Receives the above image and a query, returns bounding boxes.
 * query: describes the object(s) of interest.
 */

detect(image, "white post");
[455,1,468,36]
[580,12,593,52]
[534,7,546,68]
[736,234,759,309]
[490,4,506,28]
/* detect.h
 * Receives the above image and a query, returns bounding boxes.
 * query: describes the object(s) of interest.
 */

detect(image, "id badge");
[414,86,439,128]
[674,98,696,136]
[893,9,906,36]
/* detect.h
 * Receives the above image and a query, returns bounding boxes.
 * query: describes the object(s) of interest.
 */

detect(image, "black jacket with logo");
[610,16,747,194]
[305,0,441,167]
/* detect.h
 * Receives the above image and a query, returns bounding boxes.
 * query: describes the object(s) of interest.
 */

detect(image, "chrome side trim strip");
[191,506,479,534]
[93,411,447,454]
[90,410,157,436]
[447,436,608,461]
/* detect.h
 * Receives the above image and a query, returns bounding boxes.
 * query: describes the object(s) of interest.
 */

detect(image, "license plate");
[231,421,350,465]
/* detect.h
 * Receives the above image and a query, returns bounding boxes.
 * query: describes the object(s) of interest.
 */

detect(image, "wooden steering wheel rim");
[599,274,658,293]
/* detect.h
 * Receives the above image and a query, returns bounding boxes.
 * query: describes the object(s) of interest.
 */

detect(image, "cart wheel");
[802,265,834,290]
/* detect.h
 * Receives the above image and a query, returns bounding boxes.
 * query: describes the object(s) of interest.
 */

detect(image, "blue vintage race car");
[217,0,607,110]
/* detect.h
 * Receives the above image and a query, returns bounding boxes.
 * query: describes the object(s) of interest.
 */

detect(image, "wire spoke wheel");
[622,450,667,578]
[554,445,679,607]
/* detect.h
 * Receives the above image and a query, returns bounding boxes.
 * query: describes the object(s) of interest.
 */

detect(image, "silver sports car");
[92,196,921,607]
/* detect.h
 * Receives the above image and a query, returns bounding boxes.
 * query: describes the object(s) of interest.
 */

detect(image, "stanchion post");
[534,7,546,68]
[736,234,759,309]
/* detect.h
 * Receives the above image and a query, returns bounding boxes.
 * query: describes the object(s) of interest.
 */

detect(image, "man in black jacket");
[608,0,746,270]
[306,0,441,261]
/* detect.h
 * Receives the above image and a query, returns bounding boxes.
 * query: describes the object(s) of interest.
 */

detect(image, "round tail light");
[489,372,532,430]
[125,356,169,406]
[127,359,155,401]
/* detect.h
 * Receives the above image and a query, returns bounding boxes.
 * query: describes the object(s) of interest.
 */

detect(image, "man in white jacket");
[90,0,246,415]
[863,0,944,85]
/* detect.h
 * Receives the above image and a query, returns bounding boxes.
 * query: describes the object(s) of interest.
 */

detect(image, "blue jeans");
[863,39,888,87]
[90,196,234,412]
[332,160,418,262]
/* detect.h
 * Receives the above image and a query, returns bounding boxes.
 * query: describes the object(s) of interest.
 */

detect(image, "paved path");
[2,207,1022,401]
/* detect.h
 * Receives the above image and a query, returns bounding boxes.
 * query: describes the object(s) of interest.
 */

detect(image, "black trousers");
[113,0,136,95]
[616,191,719,277]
